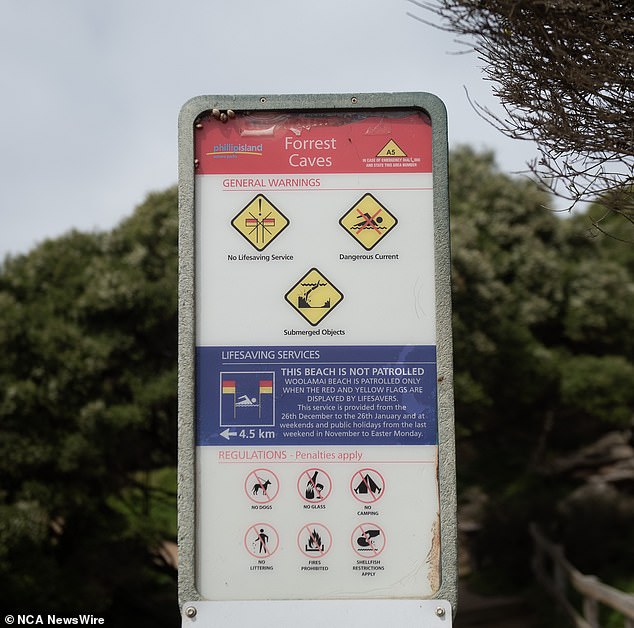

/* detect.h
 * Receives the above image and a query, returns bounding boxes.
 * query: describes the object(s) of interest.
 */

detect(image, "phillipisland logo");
[206,142,263,160]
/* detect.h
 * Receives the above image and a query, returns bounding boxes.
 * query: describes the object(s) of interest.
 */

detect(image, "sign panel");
[179,93,456,619]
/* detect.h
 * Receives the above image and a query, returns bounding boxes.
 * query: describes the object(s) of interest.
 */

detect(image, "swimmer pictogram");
[339,193,397,250]
[220,372,275,427]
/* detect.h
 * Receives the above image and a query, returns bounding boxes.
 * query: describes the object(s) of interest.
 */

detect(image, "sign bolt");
[185,606,197,619]
[435,606,446,618]
[351,96,358,104]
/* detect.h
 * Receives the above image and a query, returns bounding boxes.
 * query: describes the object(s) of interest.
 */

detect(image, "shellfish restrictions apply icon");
[285,268,344,326]
[339,193,398,251]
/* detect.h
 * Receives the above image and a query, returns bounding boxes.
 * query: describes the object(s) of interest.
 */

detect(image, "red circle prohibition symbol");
[351,522,386,558]
[244,523,279,558]
[297,468,332,503]
[350,468,385,504]
[297,523,332,559]
[244,468,280,504]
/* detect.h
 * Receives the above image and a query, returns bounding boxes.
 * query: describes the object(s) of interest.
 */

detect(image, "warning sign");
[231,194,289,251]
[339,193,398,250]
[284,268,343,326]
[377,139,407,157]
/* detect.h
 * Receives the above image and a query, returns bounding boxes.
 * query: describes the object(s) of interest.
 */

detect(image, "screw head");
[185,606,197,618]
[351,96,358,104]
[435,606,446,618]
[260,97,267,103]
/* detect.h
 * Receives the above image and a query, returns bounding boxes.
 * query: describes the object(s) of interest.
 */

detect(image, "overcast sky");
[0,0,540,259]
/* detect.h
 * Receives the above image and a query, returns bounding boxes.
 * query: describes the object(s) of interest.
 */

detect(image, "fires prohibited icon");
[298,523,332,558]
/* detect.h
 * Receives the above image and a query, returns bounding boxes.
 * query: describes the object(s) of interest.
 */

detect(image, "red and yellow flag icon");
[259,380,273,394]
[222,380,236,394]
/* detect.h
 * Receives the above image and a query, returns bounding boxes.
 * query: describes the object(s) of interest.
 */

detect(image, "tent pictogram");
[339,193,397,250]
[351,468,385,504]
[231,194,289,251]
[284,268,343,326]
[377,139,407,157]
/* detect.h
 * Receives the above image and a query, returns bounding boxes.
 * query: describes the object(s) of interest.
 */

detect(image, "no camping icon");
[351,468,385,504]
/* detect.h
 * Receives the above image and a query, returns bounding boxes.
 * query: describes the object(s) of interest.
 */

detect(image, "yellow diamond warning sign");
[285,268,343,326]
[339,193,398,250]
[231,194,289,251]
[377,139,406,157]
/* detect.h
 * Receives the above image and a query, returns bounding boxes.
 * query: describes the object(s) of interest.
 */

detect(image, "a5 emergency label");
[196,345,437,446]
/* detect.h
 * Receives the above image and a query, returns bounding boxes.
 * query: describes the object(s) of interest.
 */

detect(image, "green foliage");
[559,355,634,428]
[0,150,632,615]
[449,147,634,587]
[0,188,178,622]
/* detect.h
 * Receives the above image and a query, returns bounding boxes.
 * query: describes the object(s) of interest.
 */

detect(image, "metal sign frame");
[178,93,457,620]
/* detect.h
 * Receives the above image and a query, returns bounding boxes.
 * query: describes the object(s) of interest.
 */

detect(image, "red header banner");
[194,111,432,175]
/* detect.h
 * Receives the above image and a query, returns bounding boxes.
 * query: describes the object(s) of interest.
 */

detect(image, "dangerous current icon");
[285,268,343,326]
[339,193,397,250]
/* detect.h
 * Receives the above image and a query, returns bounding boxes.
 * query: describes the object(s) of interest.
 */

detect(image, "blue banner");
[196,345,437,446]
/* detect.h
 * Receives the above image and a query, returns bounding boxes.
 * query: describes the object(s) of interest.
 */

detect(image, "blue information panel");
[196,345,437,446]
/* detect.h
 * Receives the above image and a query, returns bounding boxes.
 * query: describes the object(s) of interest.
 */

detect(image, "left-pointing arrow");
[220,428,238,440]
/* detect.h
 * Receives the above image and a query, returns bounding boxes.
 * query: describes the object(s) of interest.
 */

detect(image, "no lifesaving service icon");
[285,268,344,326]
[339,193,398,251]
[231,194,289,251]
